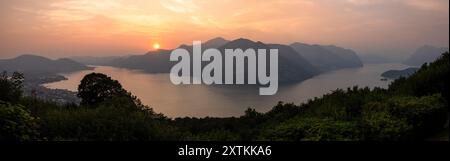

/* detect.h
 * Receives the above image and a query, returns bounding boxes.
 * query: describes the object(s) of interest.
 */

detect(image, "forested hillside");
[1,52,448,141]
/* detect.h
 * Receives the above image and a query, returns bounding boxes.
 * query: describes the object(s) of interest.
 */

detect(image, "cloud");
[160,0,198,13]
[346,0,448,12]
[346,0,385,5]
[404,0,448,12]
[0,0,448,58]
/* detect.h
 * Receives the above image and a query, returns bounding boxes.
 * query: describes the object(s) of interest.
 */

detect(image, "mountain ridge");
[404,45,448,66]
[290,42,363,72]
[0,54,92,75]
[108,37,322,83]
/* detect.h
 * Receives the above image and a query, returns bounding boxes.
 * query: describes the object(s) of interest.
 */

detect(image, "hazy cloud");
[160,0,198,13]
[0,0,448,58]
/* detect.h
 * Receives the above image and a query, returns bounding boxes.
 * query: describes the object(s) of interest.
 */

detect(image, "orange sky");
[0,0,448,58]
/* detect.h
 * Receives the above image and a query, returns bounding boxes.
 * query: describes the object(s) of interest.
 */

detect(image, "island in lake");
[381,67,419,79]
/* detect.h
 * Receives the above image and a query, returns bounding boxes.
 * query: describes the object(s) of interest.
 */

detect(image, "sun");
[153,43,160,50]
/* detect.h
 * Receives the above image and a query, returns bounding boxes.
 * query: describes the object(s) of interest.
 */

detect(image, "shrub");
[362,94,447,140]
[0,102,40,141]
[262,117,360,141]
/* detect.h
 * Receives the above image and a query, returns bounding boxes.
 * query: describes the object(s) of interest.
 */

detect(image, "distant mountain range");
[289,42,363,71]
[0,54,92,75]
[1,37,365,84]
[404,45,448,66]
[69,56,126,66]
[107,38,320,83]
[102,37,362,83]
[218,38,319,83]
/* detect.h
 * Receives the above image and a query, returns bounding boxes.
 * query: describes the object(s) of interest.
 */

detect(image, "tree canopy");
[0,71,24,103]
[77,72,127,106]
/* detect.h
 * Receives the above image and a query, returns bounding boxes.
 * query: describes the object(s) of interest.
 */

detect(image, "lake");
[43,63,410,117]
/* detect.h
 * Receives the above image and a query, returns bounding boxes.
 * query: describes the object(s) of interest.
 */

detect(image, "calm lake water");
[43,63,410,117]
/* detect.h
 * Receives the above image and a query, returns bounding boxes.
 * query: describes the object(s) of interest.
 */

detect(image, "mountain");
[178,37,230,50]
[321,45,363,66]
[0,54,92,75]
[290,42,363,72]
[404,45,448,66]
[110,37,230,73]
[381,67,419,79]
[200,37,229,49]
[219,38,319,83]
[69,56,124,66]
[110,37,320,83]
[111,50,173,73]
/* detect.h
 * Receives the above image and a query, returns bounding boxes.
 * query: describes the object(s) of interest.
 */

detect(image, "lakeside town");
[22,74,81,105]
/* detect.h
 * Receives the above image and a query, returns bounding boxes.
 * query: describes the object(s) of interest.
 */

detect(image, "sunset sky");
[0,0,448,58]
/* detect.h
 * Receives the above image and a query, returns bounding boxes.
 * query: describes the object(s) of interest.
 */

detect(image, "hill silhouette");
[0,54,92,75]
[290,42,363,71]
[109,37,320,83]
[404,45,448,66]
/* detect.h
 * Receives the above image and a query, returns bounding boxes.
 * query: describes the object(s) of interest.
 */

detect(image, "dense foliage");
[0,102,39,140]
[0,52,448,141]
[0,71,24,103]
[77,73,128,106]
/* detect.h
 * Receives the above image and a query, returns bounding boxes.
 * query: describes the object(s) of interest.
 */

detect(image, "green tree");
[362,94,447,140]
[0,102,40,141]
[0,71,24,103]
[77,73,127,106]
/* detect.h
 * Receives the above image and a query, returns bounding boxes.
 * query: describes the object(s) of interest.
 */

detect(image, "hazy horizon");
[1,0,449,59]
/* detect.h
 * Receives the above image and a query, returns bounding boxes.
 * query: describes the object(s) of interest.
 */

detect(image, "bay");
[43,63,409,117]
